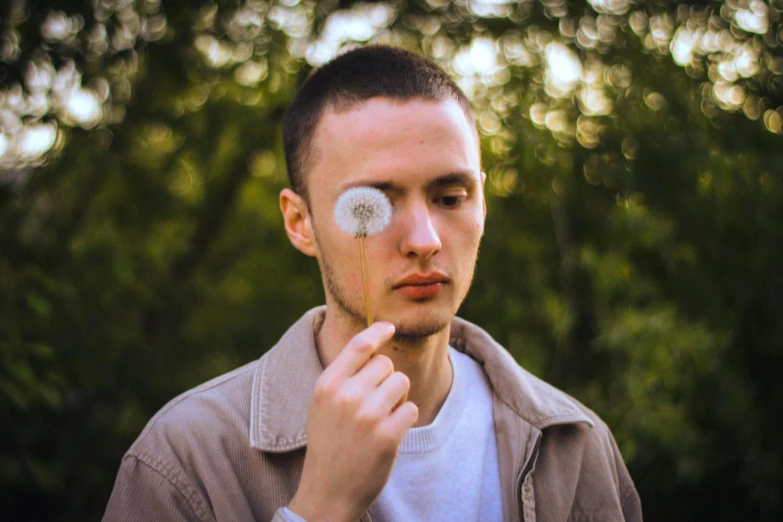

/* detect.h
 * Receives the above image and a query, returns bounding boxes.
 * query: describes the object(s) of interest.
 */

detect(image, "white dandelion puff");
[334,186,393,237]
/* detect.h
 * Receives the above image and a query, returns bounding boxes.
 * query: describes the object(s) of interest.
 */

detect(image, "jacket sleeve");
[103,455,214,522]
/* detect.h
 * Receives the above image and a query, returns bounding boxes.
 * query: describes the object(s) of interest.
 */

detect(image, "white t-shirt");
[368,347,502,521]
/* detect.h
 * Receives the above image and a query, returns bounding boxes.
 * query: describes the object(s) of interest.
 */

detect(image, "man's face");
[299,97,484,339]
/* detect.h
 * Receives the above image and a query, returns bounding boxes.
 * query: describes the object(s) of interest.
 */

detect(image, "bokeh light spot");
[545,42,582,98]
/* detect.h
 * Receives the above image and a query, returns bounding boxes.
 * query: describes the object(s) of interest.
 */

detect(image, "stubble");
[314,234,456,342]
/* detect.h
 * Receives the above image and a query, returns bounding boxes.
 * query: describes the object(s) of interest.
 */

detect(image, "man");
[104,45,642,521]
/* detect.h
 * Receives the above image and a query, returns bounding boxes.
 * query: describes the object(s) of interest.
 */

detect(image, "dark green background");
[2,0,782,520]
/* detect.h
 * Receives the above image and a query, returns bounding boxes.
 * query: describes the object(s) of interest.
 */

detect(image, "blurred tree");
[1,0,782,520]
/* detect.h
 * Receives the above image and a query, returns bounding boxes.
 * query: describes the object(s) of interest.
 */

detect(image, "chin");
[387,309,453,342]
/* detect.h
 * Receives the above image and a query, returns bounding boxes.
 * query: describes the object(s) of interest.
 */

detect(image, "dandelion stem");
[359,235,372,326]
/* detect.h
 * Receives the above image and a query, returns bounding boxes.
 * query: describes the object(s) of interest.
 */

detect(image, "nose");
[399,201,442,260]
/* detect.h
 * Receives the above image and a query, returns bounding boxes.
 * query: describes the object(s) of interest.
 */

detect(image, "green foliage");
[2,0,783,520]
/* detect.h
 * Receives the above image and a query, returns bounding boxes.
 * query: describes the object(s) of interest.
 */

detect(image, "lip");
[393,272,449,288]
[393,273,448,300]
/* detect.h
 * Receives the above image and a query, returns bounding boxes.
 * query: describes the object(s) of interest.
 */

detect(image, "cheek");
[326,236,371,289]
[459,212,485,248]
[443,216,483,272]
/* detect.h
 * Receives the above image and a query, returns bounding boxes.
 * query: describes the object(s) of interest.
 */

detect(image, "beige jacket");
[104,307,642,522]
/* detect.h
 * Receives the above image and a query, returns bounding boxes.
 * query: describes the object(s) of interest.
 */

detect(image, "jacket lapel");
[249,307,326,452]
[448,317,594,522]
[448,317,594,429]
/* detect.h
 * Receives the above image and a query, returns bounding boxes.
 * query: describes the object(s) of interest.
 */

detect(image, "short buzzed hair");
[282,45,475,202]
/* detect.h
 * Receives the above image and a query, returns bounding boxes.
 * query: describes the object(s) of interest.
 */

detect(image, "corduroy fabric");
[103,306,642,522]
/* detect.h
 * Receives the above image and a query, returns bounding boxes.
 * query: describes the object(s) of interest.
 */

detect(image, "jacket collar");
[250,307,592,453]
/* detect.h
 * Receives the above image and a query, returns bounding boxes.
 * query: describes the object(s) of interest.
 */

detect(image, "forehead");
[307,97,480,196]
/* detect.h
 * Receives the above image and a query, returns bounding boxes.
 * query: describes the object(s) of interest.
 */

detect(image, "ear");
[280,188,318,257]
[480,171,487,218]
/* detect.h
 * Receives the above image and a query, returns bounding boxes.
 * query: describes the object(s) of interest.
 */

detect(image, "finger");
[325,322,395,380]
[366,371,410,415]
[349,354,395,391]
[383,401,419,439]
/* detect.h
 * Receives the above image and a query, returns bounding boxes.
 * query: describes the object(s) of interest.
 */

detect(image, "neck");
[315,308,454,427]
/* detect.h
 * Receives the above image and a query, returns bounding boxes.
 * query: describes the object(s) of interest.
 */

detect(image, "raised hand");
[288,322,419,522]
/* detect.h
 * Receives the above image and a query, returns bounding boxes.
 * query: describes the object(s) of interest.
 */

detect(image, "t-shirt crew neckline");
[397,347,468,454]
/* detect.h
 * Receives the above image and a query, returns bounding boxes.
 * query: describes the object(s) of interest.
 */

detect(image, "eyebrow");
[341,170,478,193]
[424,172,477,190]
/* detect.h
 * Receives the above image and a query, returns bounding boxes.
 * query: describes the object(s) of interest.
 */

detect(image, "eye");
[438,194,467,207]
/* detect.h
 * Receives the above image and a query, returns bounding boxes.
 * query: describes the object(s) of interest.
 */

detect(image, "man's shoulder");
[128,359,259,461]
[125,308,324,461]
[107,350,309,522]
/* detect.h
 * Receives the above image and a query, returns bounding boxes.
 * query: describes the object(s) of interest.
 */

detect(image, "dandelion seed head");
[334,186,392,237]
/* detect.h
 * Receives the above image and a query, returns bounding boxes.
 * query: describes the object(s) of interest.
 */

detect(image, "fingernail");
[379,322,395,334]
